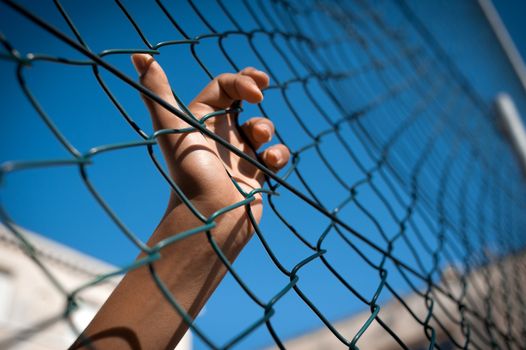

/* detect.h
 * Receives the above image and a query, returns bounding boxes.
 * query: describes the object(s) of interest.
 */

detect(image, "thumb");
[131,54,218,192]
[131,54,189,132]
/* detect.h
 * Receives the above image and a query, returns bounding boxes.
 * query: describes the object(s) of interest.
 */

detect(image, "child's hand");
[131,54,289,246]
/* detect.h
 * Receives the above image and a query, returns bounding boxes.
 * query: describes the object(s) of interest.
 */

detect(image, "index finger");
[190,68,270,110]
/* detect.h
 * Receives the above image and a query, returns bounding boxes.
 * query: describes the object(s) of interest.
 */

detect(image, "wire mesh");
[1,0,526,349]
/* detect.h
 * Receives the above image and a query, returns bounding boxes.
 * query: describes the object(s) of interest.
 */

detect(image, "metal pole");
[495,93,526,175]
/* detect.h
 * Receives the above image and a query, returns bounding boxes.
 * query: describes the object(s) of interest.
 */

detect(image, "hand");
[131,54,290,247]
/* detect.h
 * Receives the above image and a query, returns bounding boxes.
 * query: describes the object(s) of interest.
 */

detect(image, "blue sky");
[1,1,526,349]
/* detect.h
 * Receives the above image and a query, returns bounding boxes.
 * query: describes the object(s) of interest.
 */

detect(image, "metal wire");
[1,0,526,349]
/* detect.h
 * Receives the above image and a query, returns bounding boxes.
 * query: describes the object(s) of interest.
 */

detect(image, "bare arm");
[70,54,290,350]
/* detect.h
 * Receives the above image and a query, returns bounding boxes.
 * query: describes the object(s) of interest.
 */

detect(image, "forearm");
[71,199,247,350]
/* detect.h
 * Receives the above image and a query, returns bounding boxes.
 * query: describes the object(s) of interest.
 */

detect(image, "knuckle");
[215,72,234,81]
[241,66,256,73]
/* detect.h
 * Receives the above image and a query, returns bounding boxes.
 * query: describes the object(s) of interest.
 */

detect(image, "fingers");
[241,116,289,172]
[260,144,290,172]
[239,67,270,90]
[240,117,275,150]
[131,54,187,131]
[130,57,288,176]
[191,68,270,110]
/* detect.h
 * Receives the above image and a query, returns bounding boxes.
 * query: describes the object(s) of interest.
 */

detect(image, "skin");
[70,54,290,350]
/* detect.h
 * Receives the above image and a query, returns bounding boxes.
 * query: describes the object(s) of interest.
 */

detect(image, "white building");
[0,224,191,350]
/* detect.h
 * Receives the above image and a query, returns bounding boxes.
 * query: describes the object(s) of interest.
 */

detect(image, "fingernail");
[258,90,264,102]
[269,150,282,165]
[131,54,153,76]
[258,124,272,142]
[249,82,264,102]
